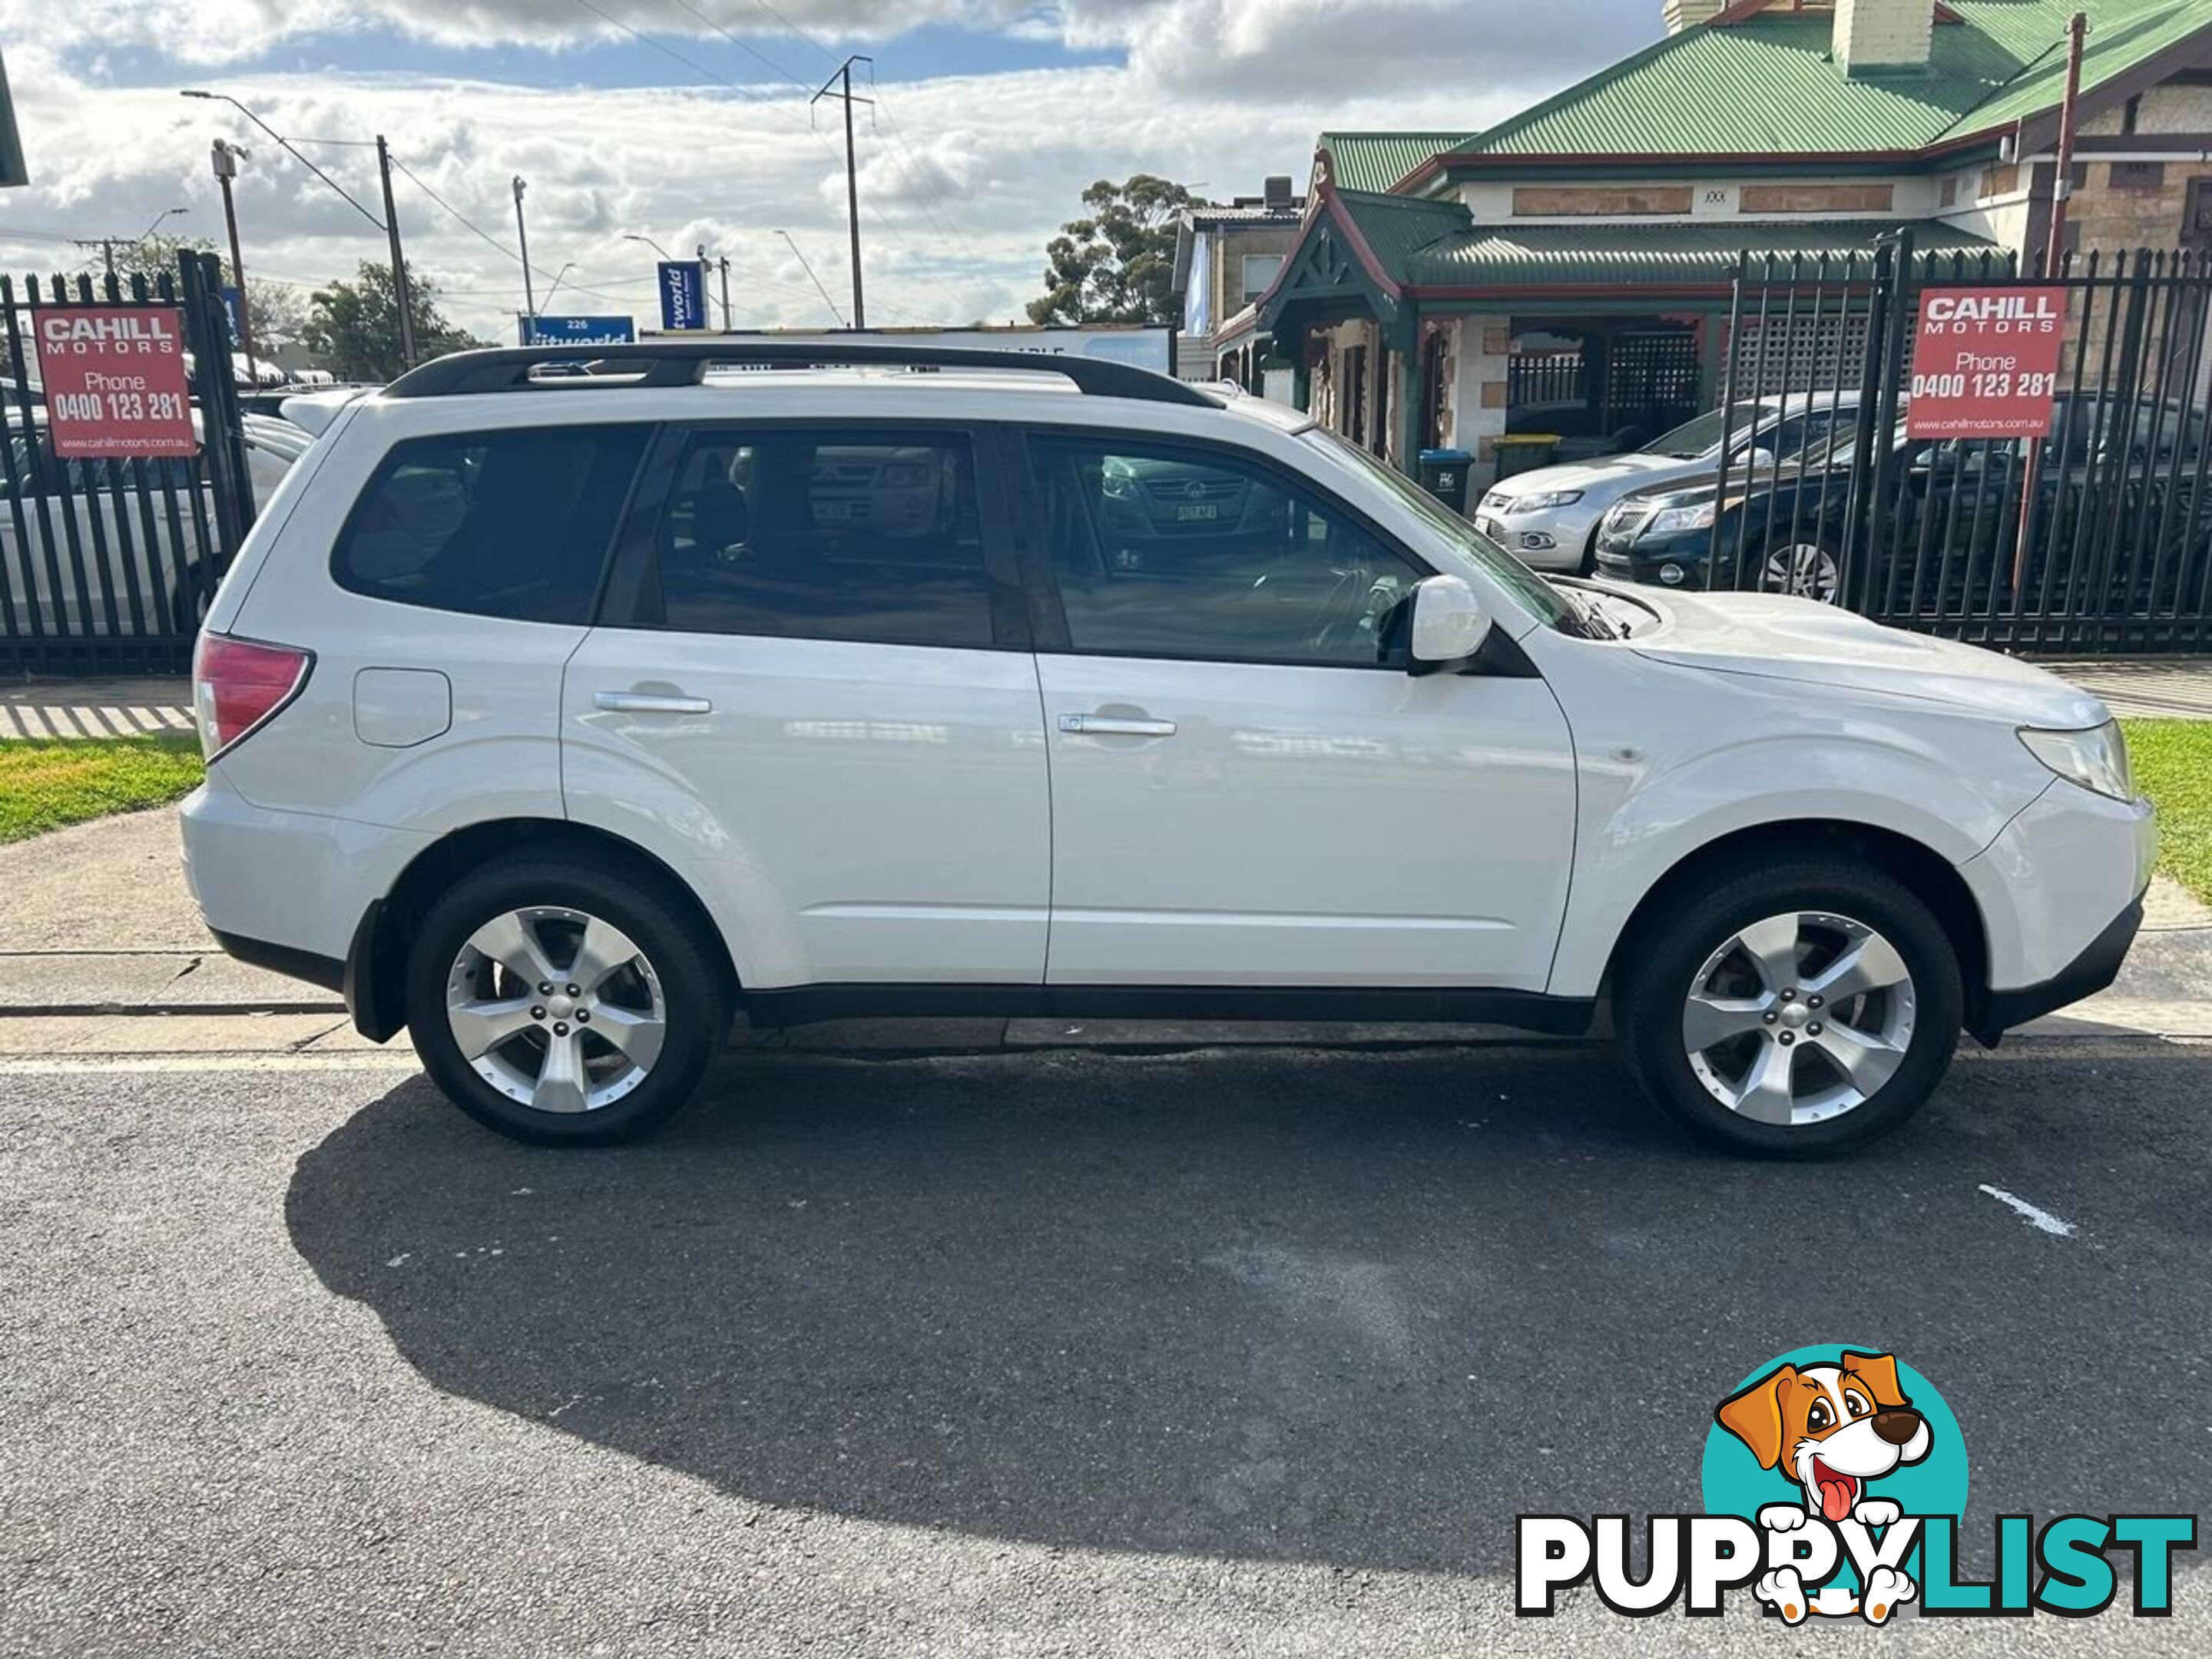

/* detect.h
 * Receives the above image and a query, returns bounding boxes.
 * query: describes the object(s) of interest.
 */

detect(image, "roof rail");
[381,339,1221,407]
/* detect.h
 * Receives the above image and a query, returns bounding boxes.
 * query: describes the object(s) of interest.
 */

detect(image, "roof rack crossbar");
[381,340,1220,407]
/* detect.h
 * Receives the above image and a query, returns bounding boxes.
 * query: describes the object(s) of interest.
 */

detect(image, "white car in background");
[0,406,310,637]
[1473,394,1870,572]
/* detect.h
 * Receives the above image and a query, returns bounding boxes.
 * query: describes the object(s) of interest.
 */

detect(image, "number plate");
[813,499,859,522]
[1174,503,1219,522]
[1473,515,1498,537]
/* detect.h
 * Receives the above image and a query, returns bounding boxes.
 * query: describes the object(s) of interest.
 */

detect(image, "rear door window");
[332,424,651,623]
[628,426,1000,648]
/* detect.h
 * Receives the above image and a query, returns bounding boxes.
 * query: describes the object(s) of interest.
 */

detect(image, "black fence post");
[178,247,255,555]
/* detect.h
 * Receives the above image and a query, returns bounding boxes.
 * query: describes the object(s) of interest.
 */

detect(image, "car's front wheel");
[1614,857,1962,1156]
[404,853,728,1145]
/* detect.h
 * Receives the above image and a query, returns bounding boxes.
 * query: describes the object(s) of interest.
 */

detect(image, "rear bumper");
[1972,892,2144,1042]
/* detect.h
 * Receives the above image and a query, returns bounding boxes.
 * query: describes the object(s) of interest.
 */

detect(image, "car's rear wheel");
[1614,857,1962,1156]
[405,853,727,1145]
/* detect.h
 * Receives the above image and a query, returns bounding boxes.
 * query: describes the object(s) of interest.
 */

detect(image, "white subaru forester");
[180,343,2154,1155]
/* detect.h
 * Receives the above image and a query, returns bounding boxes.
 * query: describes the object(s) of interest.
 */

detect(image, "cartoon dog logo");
[1715,1350,1932,1624]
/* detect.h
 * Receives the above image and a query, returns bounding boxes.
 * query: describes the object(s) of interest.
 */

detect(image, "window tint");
[1032,435,1420,665]
[645,428,994,648]
[333,424,650,624]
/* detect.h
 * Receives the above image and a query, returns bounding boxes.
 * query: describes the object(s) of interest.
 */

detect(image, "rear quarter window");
[331,424,651,624]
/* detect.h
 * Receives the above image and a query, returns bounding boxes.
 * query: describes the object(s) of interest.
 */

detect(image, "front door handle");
[1060,713,1176,737]
[596,690,712,715]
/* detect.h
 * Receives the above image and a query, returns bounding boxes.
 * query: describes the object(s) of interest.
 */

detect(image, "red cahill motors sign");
[1906,286,2067,440]
[32,306,197,459]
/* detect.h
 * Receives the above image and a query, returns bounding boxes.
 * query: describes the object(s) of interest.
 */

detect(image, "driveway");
[2,1038,2206,1654]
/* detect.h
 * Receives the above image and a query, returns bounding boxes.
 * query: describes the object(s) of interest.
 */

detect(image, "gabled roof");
[1316,131,1472,194]
[1440,0,2209,163]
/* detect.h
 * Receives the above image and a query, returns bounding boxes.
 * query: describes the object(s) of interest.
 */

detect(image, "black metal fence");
[1707,237,2212,654]
[0,250,255,674]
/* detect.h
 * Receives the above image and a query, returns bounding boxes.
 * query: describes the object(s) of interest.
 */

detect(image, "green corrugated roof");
[1452,0,2207,160]
[1401,220,2001,286]
[1333,189,1473,280]
[1318,131,1470,193]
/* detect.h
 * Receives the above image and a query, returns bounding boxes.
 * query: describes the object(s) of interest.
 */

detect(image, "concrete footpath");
[3,802,2209,1063]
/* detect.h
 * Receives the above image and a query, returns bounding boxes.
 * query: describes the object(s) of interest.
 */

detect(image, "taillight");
[192,632,313,760]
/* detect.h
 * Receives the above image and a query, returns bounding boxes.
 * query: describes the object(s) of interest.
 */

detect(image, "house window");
[1240,254,1285,302]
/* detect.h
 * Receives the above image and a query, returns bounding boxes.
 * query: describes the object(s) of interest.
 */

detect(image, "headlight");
[1513,489,1583,511]
[2018,720,2133,801]
[1649,503,1716,534]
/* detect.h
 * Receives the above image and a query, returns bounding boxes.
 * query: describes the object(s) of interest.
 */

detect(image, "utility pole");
[515,176,537,336]
[210,140,259,388]
[696,243,720,331]
[718,256,732,331]
[375,135,419,371]
[812,55,873,330]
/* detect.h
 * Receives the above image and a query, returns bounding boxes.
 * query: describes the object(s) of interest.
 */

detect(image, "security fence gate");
[0,250,256,674]
[1705,236,2212,654]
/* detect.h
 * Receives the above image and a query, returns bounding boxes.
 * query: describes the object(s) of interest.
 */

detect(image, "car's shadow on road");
[286,1041,2210,1575]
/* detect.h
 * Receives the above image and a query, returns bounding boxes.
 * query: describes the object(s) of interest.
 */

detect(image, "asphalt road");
[2,1038,2208,1655]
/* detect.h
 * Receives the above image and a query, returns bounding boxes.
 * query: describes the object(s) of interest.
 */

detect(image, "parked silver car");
[1472,394,1869,572]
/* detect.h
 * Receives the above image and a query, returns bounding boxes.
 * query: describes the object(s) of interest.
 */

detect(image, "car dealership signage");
[657,262,710,332]
[31,306,197,459]
[522,314,638,346]
[1906,286,2067,439]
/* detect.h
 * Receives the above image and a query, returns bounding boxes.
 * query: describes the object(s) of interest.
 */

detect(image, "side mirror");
[1746,445,1778,472]
[1407,574,1493,675]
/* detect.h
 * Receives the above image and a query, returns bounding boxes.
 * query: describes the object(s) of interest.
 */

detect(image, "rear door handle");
[1059,714,1176,737]
[596,690,713,715]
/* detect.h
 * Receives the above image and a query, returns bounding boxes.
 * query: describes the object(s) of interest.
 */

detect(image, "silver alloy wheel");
[1681,910,1916,1127]
[445,906,666,1114]
[1761,542,1841,603]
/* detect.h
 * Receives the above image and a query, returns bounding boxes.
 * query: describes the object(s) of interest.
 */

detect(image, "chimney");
[1263,174,1294,212]
[1833,0,1933,75]
[1662,0,1725,31]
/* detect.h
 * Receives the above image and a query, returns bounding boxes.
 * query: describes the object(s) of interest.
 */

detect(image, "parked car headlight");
[1648,503,1716,534]
[1512,489,1583,511]
[1102,461,1139,498]
[2018,720,2133,801]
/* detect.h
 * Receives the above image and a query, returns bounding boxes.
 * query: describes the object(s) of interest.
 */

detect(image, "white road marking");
[1977,1184,2076,1237]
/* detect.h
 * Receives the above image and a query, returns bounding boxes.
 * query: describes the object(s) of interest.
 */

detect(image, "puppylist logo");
[1518,1346,2195,1624]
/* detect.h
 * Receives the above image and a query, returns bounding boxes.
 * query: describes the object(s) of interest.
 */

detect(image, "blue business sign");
[657,261,709,331]
[521,314,637,346]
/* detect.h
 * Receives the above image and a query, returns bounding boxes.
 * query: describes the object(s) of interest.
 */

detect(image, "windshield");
[1641,403,1767,459]
[1299,427,1580,631]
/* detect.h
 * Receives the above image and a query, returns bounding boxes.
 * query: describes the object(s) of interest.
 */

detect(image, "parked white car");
[180,343,2151,1155]
[1473,394,1870,572]
[0,406,311,637]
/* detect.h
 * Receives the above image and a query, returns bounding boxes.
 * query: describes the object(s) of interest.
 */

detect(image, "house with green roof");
[1226,0,2212,502]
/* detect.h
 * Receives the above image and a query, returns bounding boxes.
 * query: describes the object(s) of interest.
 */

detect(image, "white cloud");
[0,2,1654,339]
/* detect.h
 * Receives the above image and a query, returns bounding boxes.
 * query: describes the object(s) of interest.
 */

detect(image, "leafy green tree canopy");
[1027,174,1210,327]
[304,261,485,383]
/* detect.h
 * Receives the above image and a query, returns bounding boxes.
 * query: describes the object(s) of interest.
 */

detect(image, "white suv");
[180,343,2154,1155]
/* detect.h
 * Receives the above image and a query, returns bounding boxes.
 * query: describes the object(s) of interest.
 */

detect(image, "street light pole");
[718,256,732,331]
[514,177,537,334]
[182,92,417,374]
[210,141,259,388]
[374,136,419,371]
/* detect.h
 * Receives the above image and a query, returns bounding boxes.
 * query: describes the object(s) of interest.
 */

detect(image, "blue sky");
[2,1,1659,337]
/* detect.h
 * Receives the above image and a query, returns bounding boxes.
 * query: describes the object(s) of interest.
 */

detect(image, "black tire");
[404,852,728,1146]
[1612,856,1962,1157]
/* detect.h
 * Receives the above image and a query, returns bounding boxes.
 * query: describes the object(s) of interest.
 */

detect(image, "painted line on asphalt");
[1977,1184,2077,1237]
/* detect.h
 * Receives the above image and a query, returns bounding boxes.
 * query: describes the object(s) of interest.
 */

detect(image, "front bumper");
[1594,548,1710,590]
[1959,780,2157,1038]
[1972,894,2143,1043]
